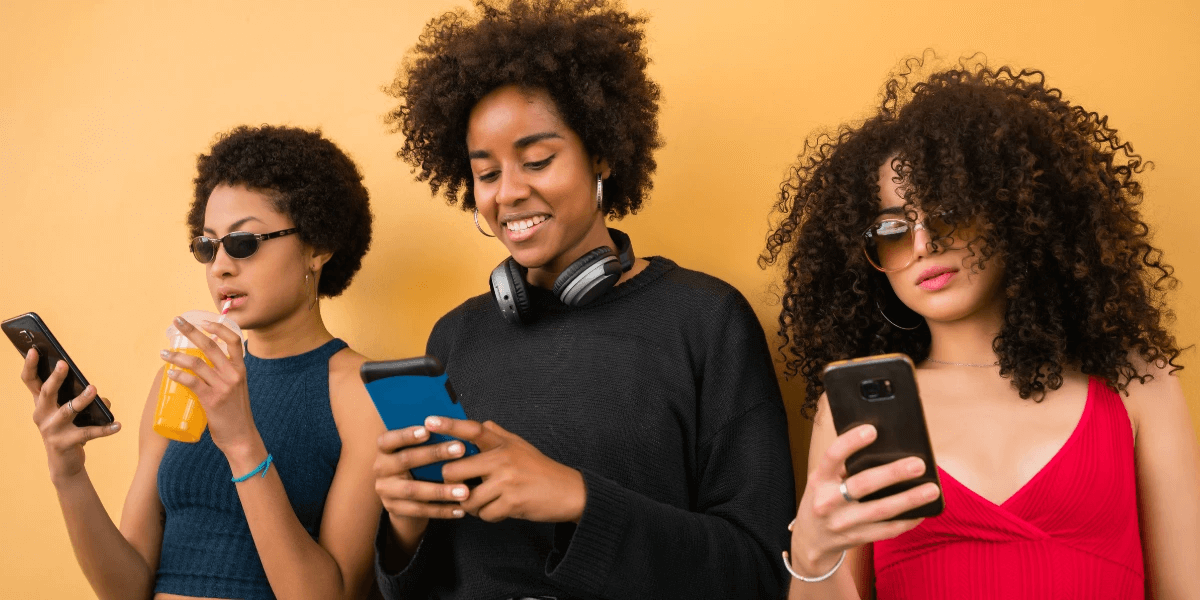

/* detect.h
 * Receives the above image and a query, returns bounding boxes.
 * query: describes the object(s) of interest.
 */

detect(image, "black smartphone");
[361,356,481,483]
[822,353,943,519]
[3,312,115,427]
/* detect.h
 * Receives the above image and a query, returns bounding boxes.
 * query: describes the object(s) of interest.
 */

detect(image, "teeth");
[506,215,548,232]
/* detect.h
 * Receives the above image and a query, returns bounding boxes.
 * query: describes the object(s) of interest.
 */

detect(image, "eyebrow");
[203,216,264,235]
[467,131,563,160]
[877,206,907,217]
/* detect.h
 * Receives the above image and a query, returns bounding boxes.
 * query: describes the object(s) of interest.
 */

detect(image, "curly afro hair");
[761,57,1184,417]
[385,0,662,218]
[188,125,373,298]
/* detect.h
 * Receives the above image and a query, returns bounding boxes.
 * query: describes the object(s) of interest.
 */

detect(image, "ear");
[592,156,611,180]
[308,247,334,273]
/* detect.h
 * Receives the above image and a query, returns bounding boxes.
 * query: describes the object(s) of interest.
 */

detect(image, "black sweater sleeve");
[544,292,796,599]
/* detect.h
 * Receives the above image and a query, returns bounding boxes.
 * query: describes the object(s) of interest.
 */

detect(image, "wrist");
[566,468,587,523]
[789,545,846,579]
[49,466,89,491]
[222,437,267,474]
[385,514,427,567]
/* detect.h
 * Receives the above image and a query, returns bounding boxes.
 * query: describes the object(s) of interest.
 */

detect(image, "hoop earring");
[876,299,921,330]
[596,175,604,213]
[474,209,495,238]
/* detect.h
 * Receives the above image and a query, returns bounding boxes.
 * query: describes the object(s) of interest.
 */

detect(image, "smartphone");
[822,353,943,519]
[360,355,481,483]
[3,312,115,427]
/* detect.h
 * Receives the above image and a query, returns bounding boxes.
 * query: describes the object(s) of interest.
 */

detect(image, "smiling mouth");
[503,214,550,233]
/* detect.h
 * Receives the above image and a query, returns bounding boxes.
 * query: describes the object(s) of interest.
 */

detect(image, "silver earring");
[876,299,921,330]
[474,209,495,237]
[596,175,604,212]
[306,271,318,310]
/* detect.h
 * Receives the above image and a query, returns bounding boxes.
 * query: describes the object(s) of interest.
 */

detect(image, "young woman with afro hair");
[371,1,796,598]
[20,125,385,600]
[763,59,1200,599]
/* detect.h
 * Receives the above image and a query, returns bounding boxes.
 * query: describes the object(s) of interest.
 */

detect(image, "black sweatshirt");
[376,257,796,600]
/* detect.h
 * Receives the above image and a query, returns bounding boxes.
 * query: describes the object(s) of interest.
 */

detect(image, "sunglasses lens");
[223,232,260,259]
[865,220,914,271]
[191,237,217,263]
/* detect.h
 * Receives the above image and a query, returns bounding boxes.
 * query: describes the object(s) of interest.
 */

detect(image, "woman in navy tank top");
[20,125,384,600]
[762,59,1199,598]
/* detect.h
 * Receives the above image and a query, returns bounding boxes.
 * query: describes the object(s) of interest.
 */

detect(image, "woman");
[371,1,796,598]
[762,62,1200,598]
[21,125,383,599]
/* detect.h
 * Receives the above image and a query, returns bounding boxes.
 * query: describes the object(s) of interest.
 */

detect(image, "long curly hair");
[189,125,373,298]
[761,57,1184,417]
[385,0,662,218]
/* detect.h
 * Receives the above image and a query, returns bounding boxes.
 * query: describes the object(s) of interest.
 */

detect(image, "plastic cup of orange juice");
[153,310,242,443]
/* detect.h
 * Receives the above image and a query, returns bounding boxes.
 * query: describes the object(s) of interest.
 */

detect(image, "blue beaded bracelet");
[231,454,273,483]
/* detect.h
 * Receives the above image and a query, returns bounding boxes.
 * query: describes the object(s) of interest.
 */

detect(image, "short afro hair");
[386,0,663,218]
[188,125,373,297]
[762,58,1184,416]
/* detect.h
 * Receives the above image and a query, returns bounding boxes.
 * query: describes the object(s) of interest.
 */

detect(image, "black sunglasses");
[190,228,298,263]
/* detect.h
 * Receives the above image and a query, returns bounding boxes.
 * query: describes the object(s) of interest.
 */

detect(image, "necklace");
[925,358,998,368]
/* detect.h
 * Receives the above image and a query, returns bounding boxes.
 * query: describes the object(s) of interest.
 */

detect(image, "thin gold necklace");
[925,358,998,368]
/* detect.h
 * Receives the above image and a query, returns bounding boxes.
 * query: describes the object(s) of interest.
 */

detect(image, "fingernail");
[426,416,442,428]
[451,486,467,498]
[167,369,178,377]
[110,423,121,432]
[861,426,875,440]
[447,443,463,455]
[452,509,465,518]
[160,350,169,359]
[174,316,185,326]
[85,385,95,396]
[56,360,66,370]
[908,459,925,474]
[925,485,940,499]
[413,427,427,439]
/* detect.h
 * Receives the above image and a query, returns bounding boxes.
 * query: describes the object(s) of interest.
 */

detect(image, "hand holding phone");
[5,312,114,427]
[6,313,122,482]
[784,353,943,579]
[362,356,480,482]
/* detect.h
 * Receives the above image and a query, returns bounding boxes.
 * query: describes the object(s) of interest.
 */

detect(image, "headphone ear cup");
[553,247,620,306]
[490,258,531,324]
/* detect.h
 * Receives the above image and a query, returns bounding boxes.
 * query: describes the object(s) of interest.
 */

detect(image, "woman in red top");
[762,59,1200,598]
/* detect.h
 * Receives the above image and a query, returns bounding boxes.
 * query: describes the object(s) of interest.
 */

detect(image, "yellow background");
[1,0,1196,596]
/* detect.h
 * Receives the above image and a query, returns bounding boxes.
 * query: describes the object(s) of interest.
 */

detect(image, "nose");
[911,222,940,257]
[494,169,530,207]
[208,242,238,279]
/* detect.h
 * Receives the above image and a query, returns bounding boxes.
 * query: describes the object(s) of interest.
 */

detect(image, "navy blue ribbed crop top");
[156,338,346,600]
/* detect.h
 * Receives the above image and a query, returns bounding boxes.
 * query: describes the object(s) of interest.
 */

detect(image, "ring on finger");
[840,480,856,503]
[65,399,79,415]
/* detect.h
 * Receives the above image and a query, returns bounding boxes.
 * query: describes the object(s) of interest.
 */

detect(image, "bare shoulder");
[1120,358,1189,431]
[325,347,384,442]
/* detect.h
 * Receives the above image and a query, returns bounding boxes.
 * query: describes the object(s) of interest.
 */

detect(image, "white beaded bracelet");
[781,549,847,583]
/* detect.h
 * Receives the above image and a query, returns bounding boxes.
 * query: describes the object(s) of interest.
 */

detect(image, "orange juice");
[153,346,213,443]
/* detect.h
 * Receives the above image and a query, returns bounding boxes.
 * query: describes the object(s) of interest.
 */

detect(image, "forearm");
[227,442,351,600]
[52,470,155,600]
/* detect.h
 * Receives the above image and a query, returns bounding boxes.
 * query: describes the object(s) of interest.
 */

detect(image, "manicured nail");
[908,459,925,474]
[452,509,465,518]
[452,486,467,498]
[167,369,179,377]
[160,350,169,359]
[426,416,443,428]
[447,443,463,455]
[84,385,95,396]
[110,423,121,432]
[413,427,427,439]
[174,316,186,326]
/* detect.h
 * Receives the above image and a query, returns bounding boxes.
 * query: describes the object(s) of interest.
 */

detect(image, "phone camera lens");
[860,380,881,399]
[19,330,34,345]
[860,378,894,401]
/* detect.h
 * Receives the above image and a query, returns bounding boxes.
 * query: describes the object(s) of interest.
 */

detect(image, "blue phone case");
[364,372,480,482]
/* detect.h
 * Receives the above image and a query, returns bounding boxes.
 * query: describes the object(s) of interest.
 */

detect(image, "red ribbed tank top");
[873,377,1144,598]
